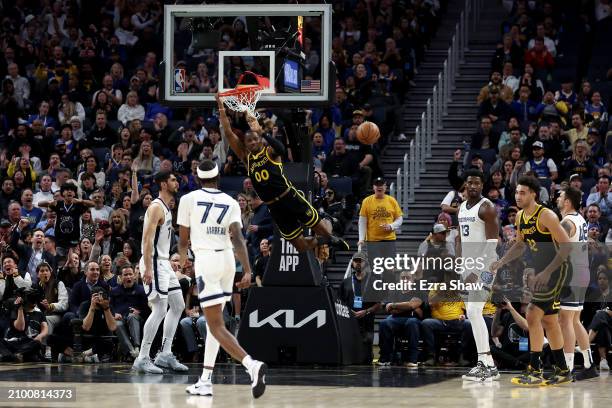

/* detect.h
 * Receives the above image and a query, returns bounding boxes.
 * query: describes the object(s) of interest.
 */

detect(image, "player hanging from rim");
[178,160,267,399]
[556,186,599,380]
[215,94,349,253]
[457,169,500,382]
[491,176,572,386]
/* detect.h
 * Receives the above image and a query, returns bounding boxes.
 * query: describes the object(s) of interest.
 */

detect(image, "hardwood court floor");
[0,364,609,408]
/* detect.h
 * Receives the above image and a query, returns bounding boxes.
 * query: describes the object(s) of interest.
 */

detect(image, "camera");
[14,286,43,308]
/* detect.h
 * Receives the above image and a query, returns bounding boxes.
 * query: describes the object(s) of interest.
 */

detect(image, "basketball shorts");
[531,263,570,315]
[139,257,181,301]
[267,187,320,240]
[194,248,236,308]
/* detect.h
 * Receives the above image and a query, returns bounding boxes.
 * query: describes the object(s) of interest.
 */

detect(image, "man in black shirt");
[78,285,117,361]
[344,124,375,195]
[38,183,94,256]
[323,138,361,197]
[0,289,48,362]
[86,111,117,149]
[339,252,382,364]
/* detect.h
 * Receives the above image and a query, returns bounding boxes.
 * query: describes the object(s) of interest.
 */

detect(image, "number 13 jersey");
[177,188,242,251]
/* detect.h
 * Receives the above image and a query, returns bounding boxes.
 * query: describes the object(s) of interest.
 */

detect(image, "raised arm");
[216,94,247,162]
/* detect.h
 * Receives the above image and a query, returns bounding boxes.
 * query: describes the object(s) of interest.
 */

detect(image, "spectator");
[90,190,114,223]
[38,183,94,255]
[78,284,117,363]
[565,113,588,147]
[10,220,57,286]
[524,141,558,186]
[357,178,403,250]
[57,249,83,290]
[471,117,501,152]
[0,288,47,362]
[179,278,207,363]
[586,176,612,224]
[586,270,611,371]
[523,37,554,80]
[36,262,68,360]
[117,91,145,125]
[339,252,381,364]
[86,111,116,150]
[20,189,44,227]
[377,273,424,368]
[491,34,523,72]
[253,239,271,287]
[245,192,273,257]
[111,265,149,360]
[490,295,530,369]
[323,138,361,194]
[477,87,511,132]
[236,193,253,237]
[421,289,471,366]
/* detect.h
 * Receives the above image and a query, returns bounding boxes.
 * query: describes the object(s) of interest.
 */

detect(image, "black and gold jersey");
[247,146,292,202]
[517,204,558,273]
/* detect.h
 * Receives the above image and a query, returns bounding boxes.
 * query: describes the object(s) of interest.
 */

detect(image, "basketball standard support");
[409,140,416,203]
[238,139,363,365]
[402,154,409,213]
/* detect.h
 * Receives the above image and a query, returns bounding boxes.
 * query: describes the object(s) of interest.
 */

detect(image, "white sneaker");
[84,354,100,364]
[154,352,188,372]
[186,380,213,396]
[132,356,164,374]
[600,359,610,371]
[462,361,495,382]
[248,361,267,399]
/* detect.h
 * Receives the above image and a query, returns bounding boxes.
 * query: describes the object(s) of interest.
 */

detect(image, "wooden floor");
[0,364,609,407]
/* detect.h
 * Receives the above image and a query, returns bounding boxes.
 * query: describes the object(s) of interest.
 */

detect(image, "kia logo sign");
[249,309,326,328]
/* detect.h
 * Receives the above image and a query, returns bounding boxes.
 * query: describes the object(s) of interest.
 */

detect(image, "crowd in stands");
[341,0,611,369]
[0,0,444,364]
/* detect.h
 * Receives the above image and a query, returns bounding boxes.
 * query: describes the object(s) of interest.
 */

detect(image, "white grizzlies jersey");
[563,212,589,286]
[177,187,242,251]
[142,198,173,259]
[458,197,491,243]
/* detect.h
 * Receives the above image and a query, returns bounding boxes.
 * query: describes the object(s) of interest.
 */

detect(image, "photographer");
[0,288,47,362]
[78,285,117,362]
[111,265,149,359]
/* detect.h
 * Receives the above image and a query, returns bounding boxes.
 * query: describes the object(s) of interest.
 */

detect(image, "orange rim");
[218,84,263,98]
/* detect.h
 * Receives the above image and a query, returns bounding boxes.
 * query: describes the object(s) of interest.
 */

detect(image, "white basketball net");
[220,85,263,119]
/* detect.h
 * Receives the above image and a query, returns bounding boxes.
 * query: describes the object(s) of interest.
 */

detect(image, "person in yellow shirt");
[421,289,472,366]
[357,177,402,249]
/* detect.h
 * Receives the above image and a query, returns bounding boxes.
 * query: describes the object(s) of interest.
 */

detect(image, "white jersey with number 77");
[176,187,242,251]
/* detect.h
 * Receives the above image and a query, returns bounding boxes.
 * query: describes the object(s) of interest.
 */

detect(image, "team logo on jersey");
[480,271,494,285]
[306,209,312,217]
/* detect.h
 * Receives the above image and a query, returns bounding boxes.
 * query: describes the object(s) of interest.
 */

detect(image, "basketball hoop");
[219,71,270,118]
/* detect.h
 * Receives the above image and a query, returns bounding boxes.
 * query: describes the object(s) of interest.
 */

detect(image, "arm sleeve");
[262,134,286,157]
[358,216,367,242]
[390,216,403,231]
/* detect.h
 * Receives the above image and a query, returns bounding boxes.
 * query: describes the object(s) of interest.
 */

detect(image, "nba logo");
[174,68,186,93]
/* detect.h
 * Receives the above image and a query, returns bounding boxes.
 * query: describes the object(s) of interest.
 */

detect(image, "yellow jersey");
[429,291,465,321]
[359,194,402,241]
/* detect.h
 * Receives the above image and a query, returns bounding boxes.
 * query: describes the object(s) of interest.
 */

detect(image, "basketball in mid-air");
[356,121,380,145]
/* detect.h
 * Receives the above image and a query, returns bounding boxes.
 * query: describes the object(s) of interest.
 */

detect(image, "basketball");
[356,121,380,145]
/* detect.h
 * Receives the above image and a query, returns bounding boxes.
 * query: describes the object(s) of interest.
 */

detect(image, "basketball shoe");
[510,365,544,386]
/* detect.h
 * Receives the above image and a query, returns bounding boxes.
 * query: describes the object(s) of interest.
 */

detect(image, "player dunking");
[557,186,598,380]
[457,169,500,381]
[492,176,572,386]
[132,171,188,374]
[216,94,349,253]
[178,160,267,398]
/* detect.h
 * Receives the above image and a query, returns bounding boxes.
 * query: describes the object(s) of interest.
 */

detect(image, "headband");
[197,164,219,179]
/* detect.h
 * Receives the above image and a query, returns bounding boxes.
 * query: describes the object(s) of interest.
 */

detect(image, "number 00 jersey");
[247,146,292,201]
[142,198,173,259]
[177,187,242,251]
[517,204,561,273]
